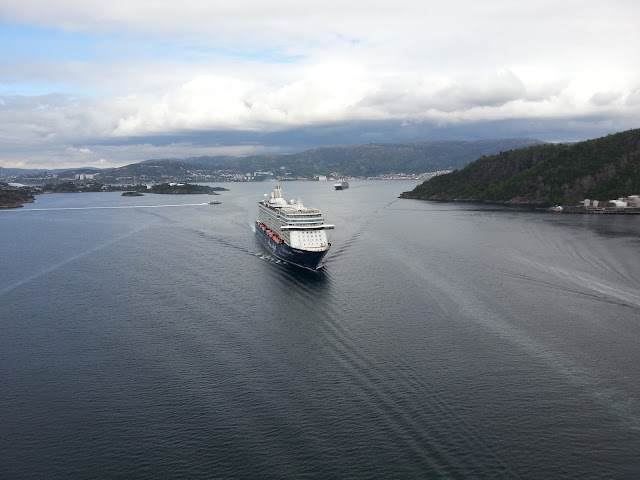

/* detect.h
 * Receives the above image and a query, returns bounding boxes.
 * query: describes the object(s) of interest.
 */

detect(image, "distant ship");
[256,185,334,270]
[334,179,349,190]
[208,200,222,204]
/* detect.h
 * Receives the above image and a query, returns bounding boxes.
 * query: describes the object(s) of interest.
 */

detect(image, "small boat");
[334,179,349,190]
[208,200,222,205]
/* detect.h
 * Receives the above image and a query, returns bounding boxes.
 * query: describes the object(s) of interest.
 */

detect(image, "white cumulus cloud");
[1,0,640,168]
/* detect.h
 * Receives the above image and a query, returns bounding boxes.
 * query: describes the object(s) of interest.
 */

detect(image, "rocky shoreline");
[0,189,35,208]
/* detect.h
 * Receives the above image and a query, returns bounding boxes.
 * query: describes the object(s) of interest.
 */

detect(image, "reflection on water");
[536,209,640,239]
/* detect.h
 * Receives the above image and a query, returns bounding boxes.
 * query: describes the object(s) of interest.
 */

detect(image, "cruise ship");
[334,179,349,190]
[256,185,334,270]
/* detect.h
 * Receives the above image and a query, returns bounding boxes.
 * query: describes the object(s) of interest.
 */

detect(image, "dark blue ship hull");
[255,222,330,270]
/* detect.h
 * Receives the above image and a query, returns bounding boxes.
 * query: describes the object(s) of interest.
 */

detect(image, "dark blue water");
[2,181,640,479]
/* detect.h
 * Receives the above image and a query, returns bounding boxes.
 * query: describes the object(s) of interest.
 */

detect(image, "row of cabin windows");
[298,232,324,245]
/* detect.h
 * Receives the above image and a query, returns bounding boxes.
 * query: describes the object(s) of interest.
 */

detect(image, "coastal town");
[1,168,453,187]
[551,196,640,214]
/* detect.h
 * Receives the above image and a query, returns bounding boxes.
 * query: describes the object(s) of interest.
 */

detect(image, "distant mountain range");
[1,138,544,183]
[400,128,640,206]
[0,166,101,177]
[175,138,545,176]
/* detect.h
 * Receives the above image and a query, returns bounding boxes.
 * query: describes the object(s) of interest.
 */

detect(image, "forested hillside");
[226,139,545,177]
[400,129,640,205]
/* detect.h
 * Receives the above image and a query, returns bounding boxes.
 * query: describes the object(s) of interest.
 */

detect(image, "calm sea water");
[2,181,640,479]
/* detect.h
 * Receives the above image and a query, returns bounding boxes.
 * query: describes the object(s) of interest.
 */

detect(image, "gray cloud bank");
[1,1,639,168]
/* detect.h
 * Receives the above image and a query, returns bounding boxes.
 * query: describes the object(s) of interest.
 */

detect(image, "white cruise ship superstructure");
[256,185,334,270]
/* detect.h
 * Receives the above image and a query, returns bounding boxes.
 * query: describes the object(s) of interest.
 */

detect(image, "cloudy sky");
[1,0,639,169]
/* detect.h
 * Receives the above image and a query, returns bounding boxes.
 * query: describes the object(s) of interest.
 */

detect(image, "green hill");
[400,129,640,206]
[228,139,545,177]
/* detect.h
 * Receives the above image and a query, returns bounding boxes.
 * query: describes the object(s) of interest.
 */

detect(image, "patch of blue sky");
[0,20,304,65]
[0,22,109,63]
[0,82,93,97]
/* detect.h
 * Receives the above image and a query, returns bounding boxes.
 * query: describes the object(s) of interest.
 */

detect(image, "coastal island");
[147,183,227,194]
[0,187,35,208]
[1,181,229,208]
